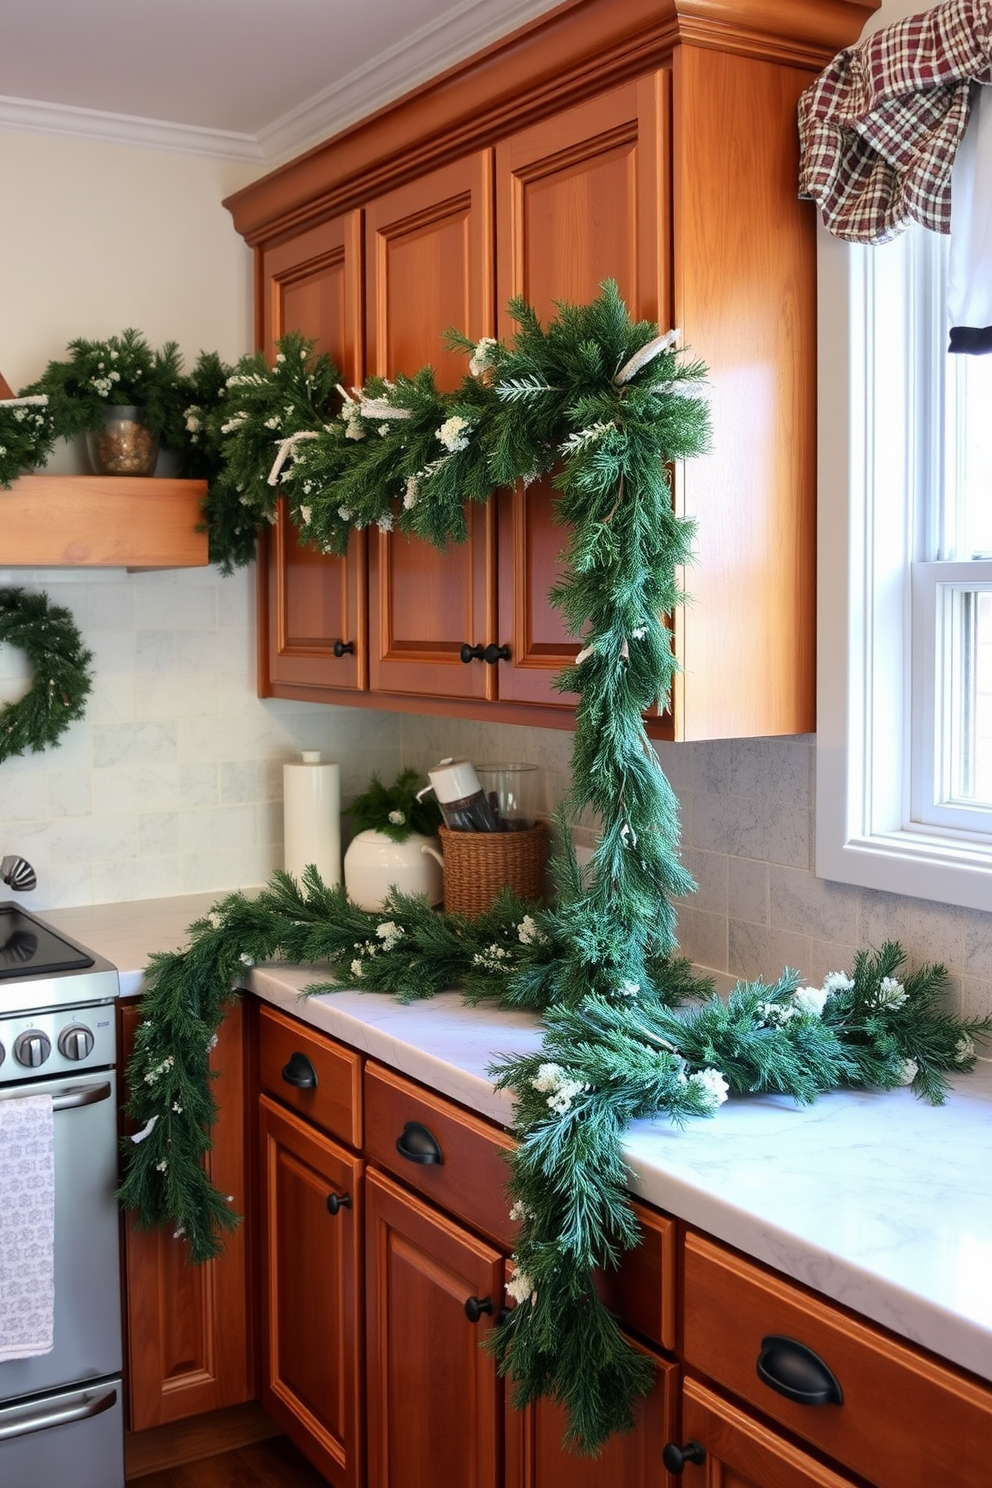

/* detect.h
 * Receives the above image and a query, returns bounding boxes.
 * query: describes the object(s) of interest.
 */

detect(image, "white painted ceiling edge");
[0,0,566,166]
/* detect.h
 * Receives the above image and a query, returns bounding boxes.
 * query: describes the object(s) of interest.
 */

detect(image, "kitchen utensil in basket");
[436,821,547,917]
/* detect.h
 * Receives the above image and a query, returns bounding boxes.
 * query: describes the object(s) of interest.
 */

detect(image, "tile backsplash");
[0,566,403,908]
[1,564,988,1019]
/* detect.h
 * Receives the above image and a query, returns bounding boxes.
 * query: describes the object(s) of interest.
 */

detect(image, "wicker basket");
[438,821,548,917]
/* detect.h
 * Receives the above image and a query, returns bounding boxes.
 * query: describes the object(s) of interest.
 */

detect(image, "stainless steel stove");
[0,903,124,1488]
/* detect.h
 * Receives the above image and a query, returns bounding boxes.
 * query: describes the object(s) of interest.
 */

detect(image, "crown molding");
[0,0,567,167]
[258,0,571,164]
[0,93,263,162]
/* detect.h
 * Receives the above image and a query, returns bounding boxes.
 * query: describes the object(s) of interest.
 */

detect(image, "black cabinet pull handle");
[757,1335,844,1406]
[281,1051,318,1089]
[459,642,511,665]
[464,1295,493,1323]
[395,1120,443,1165]
[332,639,354,657]
[662,1440,706,1474]
[326,1192,352,1215]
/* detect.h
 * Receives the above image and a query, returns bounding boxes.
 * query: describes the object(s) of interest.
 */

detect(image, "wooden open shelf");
[0,475,209,570]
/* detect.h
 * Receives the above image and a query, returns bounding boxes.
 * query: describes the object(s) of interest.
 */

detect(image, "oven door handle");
[0,1079,113,1111]
[0,1384,117,1441]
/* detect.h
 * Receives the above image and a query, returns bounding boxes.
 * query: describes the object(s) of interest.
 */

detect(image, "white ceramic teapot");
[343,828,443,911]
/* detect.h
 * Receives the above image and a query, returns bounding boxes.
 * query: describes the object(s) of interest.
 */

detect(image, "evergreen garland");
[118,285,992,1454]
[0,588,94,762]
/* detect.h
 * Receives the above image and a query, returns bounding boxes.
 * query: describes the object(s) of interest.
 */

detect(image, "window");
[816,222,992,911]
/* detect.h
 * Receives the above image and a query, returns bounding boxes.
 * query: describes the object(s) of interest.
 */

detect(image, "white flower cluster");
[618,980,640,999]
[505,1262,536,1306]
[517,915,548,946]
[437,415,470,452]
[473,943,512,972]
[686,1067,730,1110]
[897,1057,919,1085]
[469,337,497,376]
[388,809,406,826]
[350,937,381,979]
[531,1062,590,1115]
[956,1034,976,1065]
[299,505,312,526]
[870,976,908,1011]
[376,920,405,952]
[89,360,123,397]
[508,1199,534,1223]
[143,1054,174,1085]
[404,475,419,509]
[757,999,798,1027]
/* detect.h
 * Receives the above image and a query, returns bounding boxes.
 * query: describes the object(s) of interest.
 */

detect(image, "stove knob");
[14,1030,52,1068]
[58,1024,95,1061]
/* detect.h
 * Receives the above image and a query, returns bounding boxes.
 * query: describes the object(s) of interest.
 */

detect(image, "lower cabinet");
[674,1378,859,1488]
[505,1342,678,1488]
[365,1168,506,1488]
[119,998,252,1432]
[253,1000,992,1488]
[258,1094,363,1488]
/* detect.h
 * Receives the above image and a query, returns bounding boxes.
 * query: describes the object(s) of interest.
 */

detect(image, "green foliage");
[0,588,93,762]
[346,767,443,842]
[117,283,992,1455]
[25,327,184,435]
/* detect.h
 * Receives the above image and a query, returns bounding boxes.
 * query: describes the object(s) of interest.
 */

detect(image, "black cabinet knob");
[281,1051,318,1089]
[395,1121,443,1165]
[459,642,510,664]
[464,1295,493,1323]
[756,1335,844,1406]
[326,1192,352,1215]
[332,639,354,657]
[662,1440,706,1474]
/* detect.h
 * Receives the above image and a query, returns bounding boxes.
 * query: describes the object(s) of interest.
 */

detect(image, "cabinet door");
[494,75,670,708]
[120,999,251,1430]
[365,154,497,701]
[258,213,367,699]
[259,1093,363,1488]
[365,1167,504,1488]
[677,1378,858,1488]
[505,1341,678,1488]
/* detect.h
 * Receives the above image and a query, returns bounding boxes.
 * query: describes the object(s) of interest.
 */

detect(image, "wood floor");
[134,1435,329,1488]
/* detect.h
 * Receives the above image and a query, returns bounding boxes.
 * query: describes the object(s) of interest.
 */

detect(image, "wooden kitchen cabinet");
[257,212,367,701]
[493,75,669,711]
[119,998,251,1432]
[680,1228,992,1488]
[365,1167,506,1488]
[231,0,876,738]
[675,1377,860,1488]
[364,153,497,703]
[258,1094,363,1488]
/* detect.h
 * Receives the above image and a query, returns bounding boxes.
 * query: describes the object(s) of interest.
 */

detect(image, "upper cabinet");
[228,0,879,740]
[258,212,366,698]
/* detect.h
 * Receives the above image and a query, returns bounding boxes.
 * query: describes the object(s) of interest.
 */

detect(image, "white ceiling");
[0,0,565,164]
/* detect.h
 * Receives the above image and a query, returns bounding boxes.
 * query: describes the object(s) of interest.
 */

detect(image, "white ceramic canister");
[283,752,342,887]
[343,829,443,911]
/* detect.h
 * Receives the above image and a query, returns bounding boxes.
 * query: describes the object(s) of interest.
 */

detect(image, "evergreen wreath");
[0,588,94,763]
[118,285,992,1454]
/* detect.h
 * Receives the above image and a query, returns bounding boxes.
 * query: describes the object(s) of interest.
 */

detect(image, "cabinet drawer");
[683,1230,992,1488]
[258,1003,362,1148]
[364,1062,516,1248]
[598,1201,677,1354]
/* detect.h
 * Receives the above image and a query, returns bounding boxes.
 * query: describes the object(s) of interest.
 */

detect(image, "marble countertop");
[42,891,992,1390]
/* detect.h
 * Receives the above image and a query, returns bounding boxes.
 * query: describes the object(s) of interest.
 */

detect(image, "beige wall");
[0,128,404,907]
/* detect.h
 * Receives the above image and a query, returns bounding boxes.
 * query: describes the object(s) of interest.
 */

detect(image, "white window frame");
[815,223,992,912]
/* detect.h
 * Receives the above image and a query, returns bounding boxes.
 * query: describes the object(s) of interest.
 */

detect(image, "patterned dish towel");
[0,1093,55,1362]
